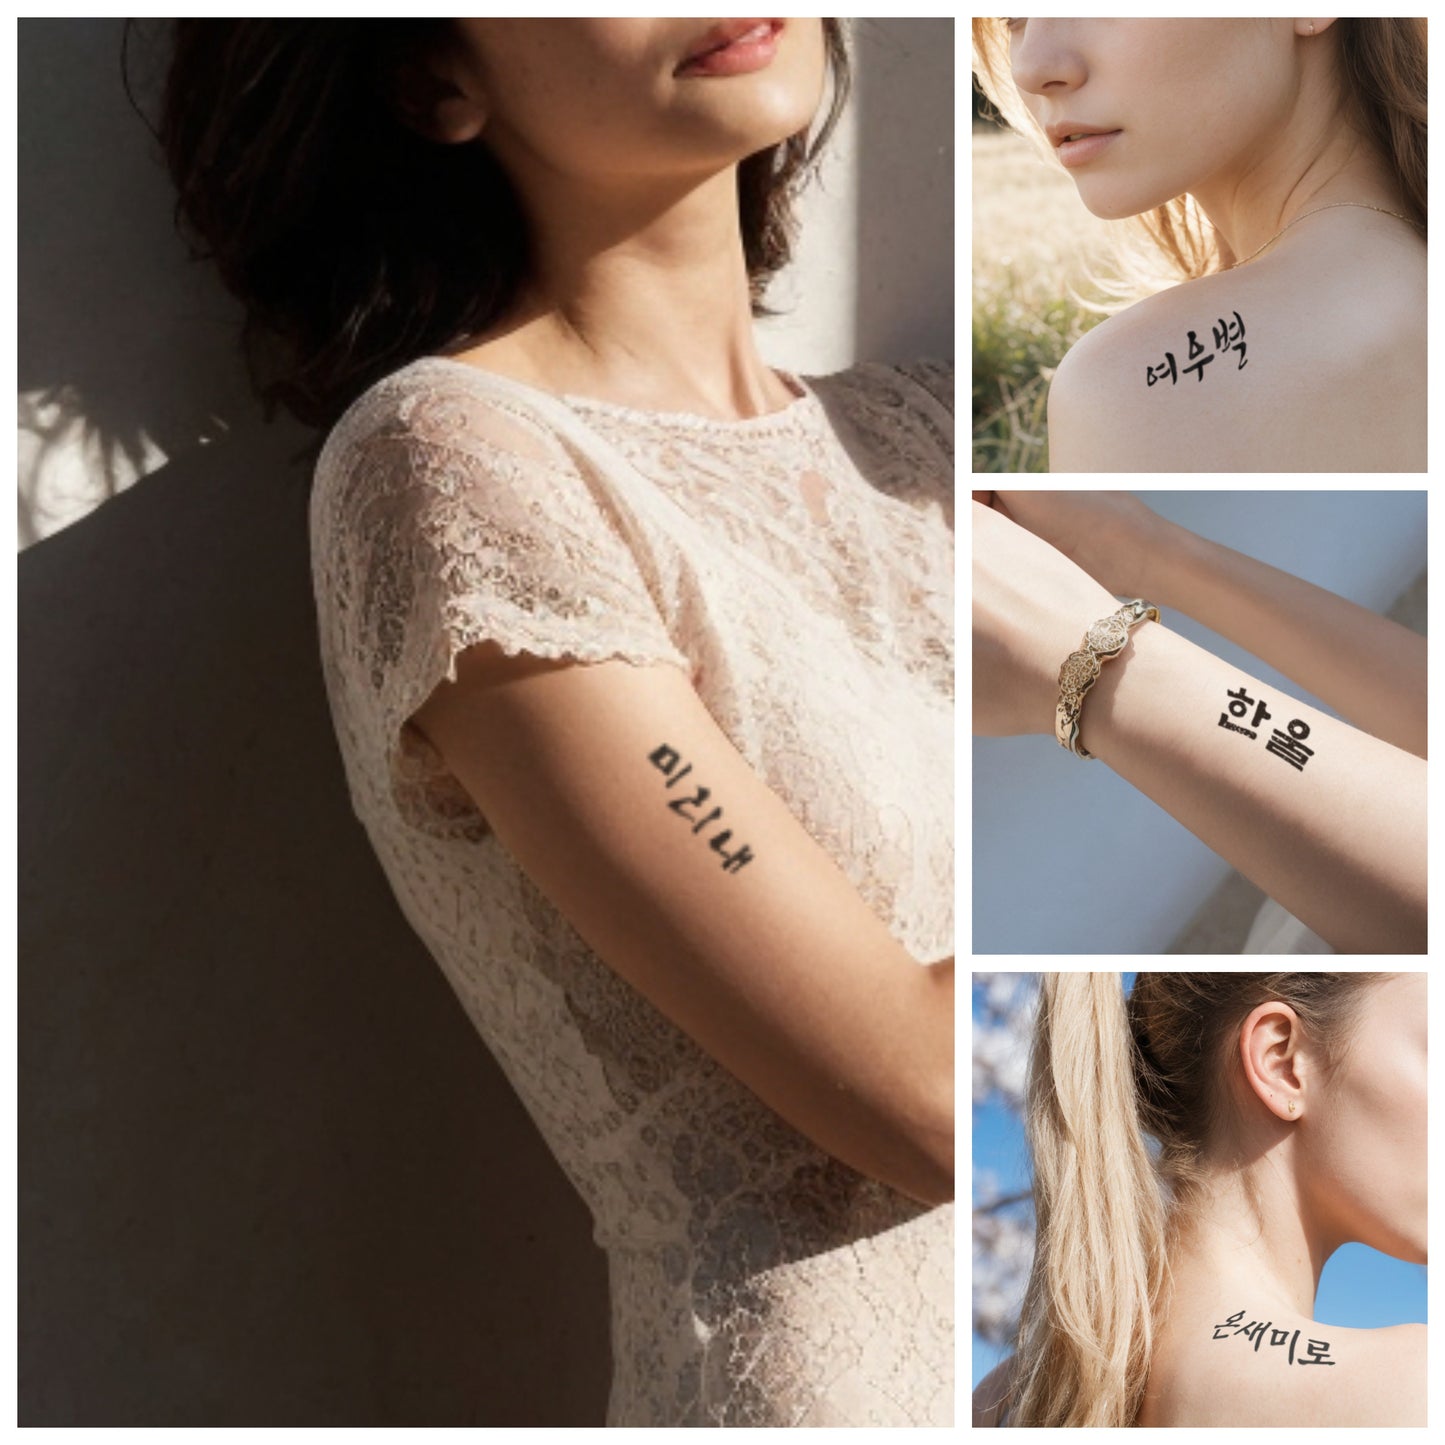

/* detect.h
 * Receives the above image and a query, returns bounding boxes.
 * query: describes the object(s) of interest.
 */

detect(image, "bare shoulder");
[1047,234,1426,472]
[972,1354,1015,1427]
[1145,1310,1425,1427]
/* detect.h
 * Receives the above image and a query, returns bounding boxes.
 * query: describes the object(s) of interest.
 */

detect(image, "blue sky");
[972,972,1427,1389]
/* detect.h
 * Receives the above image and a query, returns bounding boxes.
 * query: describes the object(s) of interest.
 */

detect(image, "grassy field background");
[972,126,1118,472]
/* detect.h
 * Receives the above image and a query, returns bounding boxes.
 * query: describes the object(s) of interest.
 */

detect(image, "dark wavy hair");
[122,19,853,465]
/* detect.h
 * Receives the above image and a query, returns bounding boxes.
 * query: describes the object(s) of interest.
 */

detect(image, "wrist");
[1055,600,1163,756]
[1075,619,1185,763]
[1139,517,1195,610]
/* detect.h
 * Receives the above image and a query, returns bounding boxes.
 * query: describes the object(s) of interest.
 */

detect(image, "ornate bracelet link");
[1055,598,1160,759]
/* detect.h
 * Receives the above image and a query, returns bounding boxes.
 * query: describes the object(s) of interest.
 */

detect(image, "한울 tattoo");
[648,743,755,873]
[1147,309,1248,388]
[1211,1309,1337,1367]
[1217,684,1315,771]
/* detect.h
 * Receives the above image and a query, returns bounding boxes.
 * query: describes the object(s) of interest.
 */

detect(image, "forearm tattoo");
[648,744,755,873]
[1147,309,1248,387]
[1212,1309,1337,1367]
[1218,684,1315,771]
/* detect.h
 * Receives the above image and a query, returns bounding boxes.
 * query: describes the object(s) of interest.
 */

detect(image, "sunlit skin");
[1005,18,1410,263]
[1136,974,1427,1424]
[993,20,1427,470]
[392,18,829,419]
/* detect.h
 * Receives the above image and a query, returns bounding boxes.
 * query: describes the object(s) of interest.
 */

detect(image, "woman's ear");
[383,43,488,145]
[1295,18,1340,38]
[1237,1000,1307,1122]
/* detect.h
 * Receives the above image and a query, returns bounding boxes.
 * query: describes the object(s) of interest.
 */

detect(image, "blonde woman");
[972,19,1427,472]
[974,973,1426,1426]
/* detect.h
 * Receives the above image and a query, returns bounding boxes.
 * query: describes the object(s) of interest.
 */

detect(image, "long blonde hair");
[972,18,1427,305]
[1006,973,1383,1428]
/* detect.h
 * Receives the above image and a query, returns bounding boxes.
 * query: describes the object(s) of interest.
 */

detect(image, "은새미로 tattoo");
[648,743,755,873]
[1211,1309,1337,1367]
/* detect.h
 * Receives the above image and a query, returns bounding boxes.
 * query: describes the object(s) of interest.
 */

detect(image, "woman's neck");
[1188,44,1408,265]
[1165,1169,1332,1322]
[492,162,781,417]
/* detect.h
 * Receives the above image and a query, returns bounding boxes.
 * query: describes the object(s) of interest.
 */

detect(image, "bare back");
[1139,1296,1425,1427]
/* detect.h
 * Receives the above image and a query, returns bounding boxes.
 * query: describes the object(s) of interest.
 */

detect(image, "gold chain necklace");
[1228,201,1424,270]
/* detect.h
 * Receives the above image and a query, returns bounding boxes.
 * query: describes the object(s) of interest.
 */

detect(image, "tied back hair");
[971,18,1427,310]
[1007,972,1383,1428]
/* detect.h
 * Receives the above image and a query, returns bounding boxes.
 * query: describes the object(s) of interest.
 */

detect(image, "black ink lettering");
[1296,1338,1337,1366]
[650,746,757,871]
[1149,312,1247,389]
[1208,1309,1333,1367]
[1218,713,1257,739]
[1265,718,1314,771]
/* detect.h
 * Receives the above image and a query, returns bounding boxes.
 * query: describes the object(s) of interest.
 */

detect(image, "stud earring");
[1288,1101,1297,1114]
[1307,22,1315,34]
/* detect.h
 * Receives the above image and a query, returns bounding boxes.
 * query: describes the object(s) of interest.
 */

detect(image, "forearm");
[1147,523,1427,758]
[1083,624,1425,954]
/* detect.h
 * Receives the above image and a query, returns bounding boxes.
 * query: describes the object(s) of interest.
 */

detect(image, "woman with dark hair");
[138,18,954,1427]
[972,18,1427,472]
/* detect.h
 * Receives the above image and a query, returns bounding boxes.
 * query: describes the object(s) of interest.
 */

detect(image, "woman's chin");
[1074,187,1158,222]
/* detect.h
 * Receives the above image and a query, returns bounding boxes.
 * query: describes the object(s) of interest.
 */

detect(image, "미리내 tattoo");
[1217,684,1315,771]
[1147,309,1248,388]
[647,743,755,873]
[1211,1309,1337,1367]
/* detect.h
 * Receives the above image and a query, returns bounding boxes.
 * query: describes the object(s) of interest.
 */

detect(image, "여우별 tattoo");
[1217,685,1315,771]
[1211,1309,1337,1367]
[1147,309,1248,388]
[648,743,755,873]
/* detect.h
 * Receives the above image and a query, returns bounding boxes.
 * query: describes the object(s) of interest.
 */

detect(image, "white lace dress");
[308,354,955,1427]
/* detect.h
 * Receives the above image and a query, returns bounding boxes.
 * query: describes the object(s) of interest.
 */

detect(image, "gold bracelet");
[1055,598,1160,759]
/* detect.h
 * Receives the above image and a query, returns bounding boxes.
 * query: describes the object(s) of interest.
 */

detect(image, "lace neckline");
[409,354,821,434]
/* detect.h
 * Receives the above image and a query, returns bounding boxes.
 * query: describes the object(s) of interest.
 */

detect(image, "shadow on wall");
[19,19,609,1426]
[853,18,955,363]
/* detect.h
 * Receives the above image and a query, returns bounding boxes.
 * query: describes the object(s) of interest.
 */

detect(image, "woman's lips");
[1057,130,1122,168]
[677,20,783,77]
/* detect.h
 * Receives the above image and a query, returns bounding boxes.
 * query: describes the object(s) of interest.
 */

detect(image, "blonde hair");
[1006,972,1384,1428]
[972,18,1428,307]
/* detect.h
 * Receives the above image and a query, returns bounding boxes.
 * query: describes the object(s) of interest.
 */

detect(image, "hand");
[991,490,1174,601]
[973,500,1123,737]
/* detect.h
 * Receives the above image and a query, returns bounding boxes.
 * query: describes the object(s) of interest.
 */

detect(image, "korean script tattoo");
[1217,685,1315,771]
[648,744,755,873]
[1147,310,1248,388]
[1211,1309,1337,1367]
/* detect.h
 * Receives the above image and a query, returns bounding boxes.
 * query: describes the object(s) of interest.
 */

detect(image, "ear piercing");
[1307,22,1315,34]
[1288,1101,1297,1114]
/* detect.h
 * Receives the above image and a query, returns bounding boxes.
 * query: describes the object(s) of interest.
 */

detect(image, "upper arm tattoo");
[648,743,756,873]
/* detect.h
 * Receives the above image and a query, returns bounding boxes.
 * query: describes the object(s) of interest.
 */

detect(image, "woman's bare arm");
[1145,522,1426,759]
[1083,623,1425,953]
[412,641,954,1204]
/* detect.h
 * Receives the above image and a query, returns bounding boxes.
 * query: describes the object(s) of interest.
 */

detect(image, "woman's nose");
[1010,21,1087,97]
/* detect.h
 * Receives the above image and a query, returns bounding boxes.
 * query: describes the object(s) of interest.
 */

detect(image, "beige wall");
[18,18,953,1426]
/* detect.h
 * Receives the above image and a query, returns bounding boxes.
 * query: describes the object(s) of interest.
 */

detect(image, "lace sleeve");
[314,383,692,835]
